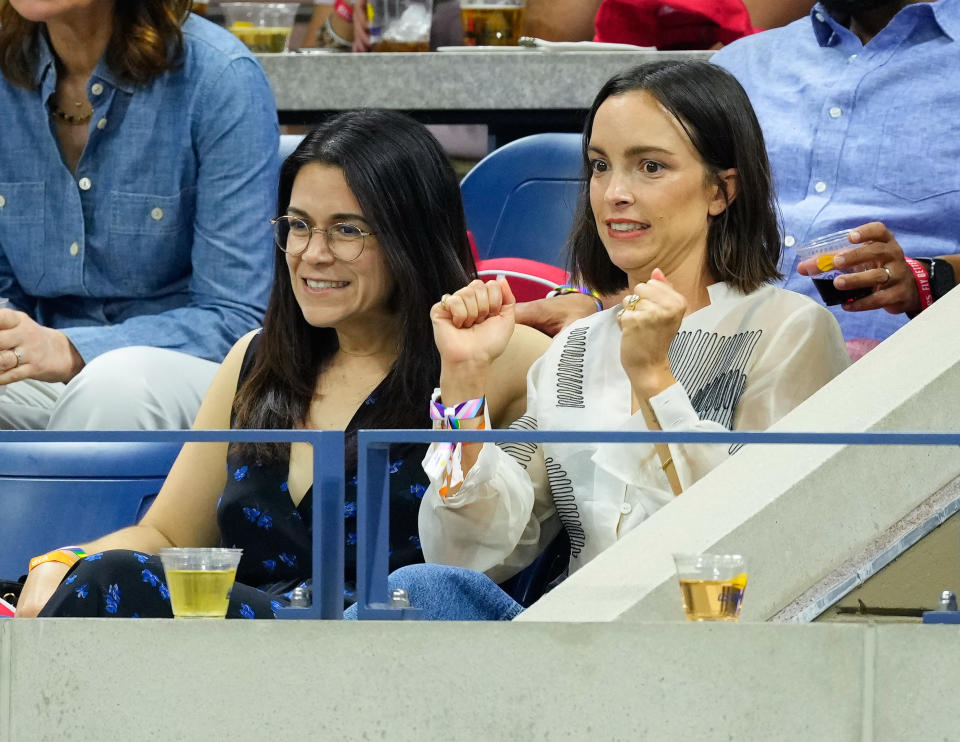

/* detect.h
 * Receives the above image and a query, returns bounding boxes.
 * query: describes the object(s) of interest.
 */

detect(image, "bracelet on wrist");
[322,14,353,49]
[29,546,87,572]
[546,284,603,313]
[425,389,487,499]
[904,257,933,317]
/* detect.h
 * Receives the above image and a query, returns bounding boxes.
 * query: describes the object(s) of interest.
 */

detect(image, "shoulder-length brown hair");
[569,60,782,296]
[0,0,192,88]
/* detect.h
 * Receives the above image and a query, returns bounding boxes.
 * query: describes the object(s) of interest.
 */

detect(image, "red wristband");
[904,257,933,314]
[334,0,353,22]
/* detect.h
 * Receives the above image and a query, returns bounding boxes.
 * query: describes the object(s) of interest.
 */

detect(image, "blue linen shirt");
[0,15,279,363]
[712,0,960,341]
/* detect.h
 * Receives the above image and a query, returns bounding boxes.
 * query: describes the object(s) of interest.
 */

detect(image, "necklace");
[48,97,93,125]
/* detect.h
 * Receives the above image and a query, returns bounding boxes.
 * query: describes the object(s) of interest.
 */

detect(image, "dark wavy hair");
[0,0,192,88]
[569,60,782,295]
[232,110,476,465]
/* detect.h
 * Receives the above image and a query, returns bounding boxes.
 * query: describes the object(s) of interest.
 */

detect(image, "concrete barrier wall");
[518,287,960,624]
[3,620,959,742]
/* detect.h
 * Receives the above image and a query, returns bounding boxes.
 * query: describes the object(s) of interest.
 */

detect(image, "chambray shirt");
[0,15,279,362]
[712,0,960,341]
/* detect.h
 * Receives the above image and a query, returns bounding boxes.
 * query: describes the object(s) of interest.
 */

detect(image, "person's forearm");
[75,524,175,558]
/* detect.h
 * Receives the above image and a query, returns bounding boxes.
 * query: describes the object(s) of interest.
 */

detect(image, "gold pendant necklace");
[48,97,93,125]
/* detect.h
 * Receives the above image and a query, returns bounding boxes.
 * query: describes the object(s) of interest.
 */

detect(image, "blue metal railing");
[4,428,960,619]
[0,429,343,620]
[355,428,960,619]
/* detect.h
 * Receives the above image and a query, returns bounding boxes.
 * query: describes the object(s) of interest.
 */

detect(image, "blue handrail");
[0,429,344,620]
[4,427,960,620]
[355,428,960,618]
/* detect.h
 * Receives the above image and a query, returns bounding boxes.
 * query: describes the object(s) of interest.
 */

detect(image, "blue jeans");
[343,564,524,621]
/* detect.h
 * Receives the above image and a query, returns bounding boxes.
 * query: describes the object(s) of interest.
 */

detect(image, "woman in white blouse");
[420,60,850,583]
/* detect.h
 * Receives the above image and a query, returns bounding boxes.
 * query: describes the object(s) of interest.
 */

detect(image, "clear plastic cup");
[460,0,526,46]
[220,2,299,52]
[368,0,435,51]
[160,547,243,619]
[673,553,748,622]
[795,229,872,306]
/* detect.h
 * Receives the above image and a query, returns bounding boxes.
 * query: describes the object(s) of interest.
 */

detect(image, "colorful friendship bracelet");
[425,390,486,499]
[28,546,87,572]
[546,284,603,313]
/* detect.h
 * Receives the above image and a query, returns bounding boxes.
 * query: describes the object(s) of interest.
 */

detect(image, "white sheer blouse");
[419,282,850,581]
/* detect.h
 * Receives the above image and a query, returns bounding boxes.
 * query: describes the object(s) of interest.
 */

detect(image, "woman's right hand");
[432,278,517,373]
[15,562,71,618]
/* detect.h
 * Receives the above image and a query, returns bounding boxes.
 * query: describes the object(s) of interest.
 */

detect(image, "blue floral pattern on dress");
[234,465,249,481]
[239,603,255,619]
[75,584,89,599]
[105,584,120,614]
[344,501,357,518]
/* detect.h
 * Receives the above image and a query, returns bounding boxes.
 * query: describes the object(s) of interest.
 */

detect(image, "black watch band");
[915,258,956,302]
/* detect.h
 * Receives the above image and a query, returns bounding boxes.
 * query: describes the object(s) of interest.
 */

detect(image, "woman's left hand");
[0,308,84,385]
[618,268,684,399]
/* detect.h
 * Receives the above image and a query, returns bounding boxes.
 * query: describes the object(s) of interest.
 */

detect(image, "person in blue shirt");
[710,0,960,352]
[0,0,278,429]
[517,0,959,357]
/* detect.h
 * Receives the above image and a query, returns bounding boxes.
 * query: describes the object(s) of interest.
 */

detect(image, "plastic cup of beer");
[160,547,243,619]
[794,229,872,306]
[461,0,526,46]
[369,0,435,52]
[673,553,747,622]
[220,2,299,52]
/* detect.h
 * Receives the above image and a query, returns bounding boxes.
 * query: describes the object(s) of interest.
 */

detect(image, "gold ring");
[881,265,892,285]
[440,293,451,311]
[623,293,641,312]
[13,348,23,368]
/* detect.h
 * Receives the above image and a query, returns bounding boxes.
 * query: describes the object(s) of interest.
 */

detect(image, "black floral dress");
[40,339,429,619]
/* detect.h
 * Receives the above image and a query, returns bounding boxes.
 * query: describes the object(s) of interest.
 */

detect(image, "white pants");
[0,347,219,430]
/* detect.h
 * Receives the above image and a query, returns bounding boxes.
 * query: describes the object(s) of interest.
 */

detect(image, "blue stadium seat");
[0,442,181,579]
[460,133,583,264]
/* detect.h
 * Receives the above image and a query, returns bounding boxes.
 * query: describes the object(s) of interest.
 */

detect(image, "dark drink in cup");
[796,230,870,306]
[811,278,872,305]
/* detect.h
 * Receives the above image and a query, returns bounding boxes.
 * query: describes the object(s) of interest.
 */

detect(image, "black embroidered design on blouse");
[498,414,539,468]
[555,326,589,408]
[545,456,585,559]
[668,329,762,453]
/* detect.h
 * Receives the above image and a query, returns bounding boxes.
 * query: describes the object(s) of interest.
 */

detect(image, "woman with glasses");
[420,61,850,584]
[17,110,547,619]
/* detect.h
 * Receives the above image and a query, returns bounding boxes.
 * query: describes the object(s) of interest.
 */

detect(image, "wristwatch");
[916,258,956,302]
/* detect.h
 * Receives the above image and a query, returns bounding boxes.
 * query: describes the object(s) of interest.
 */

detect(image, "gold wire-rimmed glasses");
[271,215,375,261]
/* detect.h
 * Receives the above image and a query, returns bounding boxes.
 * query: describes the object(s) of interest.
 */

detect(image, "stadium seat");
[460,132,583,265]
[0,442,181,579]
[476,256,570,304]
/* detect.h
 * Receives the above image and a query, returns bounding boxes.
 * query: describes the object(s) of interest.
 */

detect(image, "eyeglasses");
[271,215,375,261]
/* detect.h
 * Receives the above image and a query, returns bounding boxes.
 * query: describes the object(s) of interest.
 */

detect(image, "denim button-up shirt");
[0,15,279,362]
[713,0,960,341]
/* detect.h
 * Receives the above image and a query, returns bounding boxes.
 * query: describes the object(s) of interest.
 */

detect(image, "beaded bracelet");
[29,546,87,572]
[546,284,603,313]
[323,14,353,48]
[424,389,486,499]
